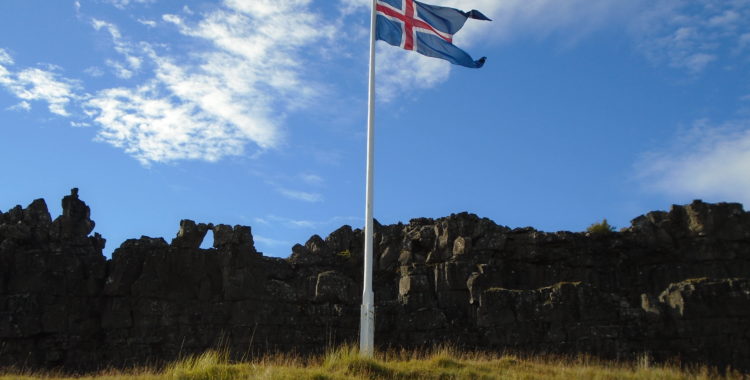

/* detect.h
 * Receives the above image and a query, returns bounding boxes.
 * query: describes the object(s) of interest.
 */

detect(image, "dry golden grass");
[1,345,745,380]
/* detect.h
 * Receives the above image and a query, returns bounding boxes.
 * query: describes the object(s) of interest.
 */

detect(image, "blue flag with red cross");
[375,0,491,68]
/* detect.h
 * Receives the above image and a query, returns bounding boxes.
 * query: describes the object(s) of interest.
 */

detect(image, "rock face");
[1,190,750,372]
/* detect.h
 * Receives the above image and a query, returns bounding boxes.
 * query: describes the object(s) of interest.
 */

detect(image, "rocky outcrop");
[1,191,749,372]
[0,189,106,368]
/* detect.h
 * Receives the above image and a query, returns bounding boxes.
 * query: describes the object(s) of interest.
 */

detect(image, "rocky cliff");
[1,189,749,372]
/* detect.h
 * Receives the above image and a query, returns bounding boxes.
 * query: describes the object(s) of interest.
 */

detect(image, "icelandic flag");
[375,0,491,68]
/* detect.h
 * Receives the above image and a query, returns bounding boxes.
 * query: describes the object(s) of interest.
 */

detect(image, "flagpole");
[360,0,377,357]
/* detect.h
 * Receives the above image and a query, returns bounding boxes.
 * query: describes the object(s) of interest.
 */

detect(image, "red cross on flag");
[375,0,490,68]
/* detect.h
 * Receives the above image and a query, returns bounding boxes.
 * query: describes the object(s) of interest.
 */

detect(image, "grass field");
[1,346,744,380]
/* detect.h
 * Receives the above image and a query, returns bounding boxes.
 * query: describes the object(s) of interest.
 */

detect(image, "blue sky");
[1,0,749,258]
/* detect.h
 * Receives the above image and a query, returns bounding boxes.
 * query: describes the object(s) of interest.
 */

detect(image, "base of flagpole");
[359,301,375,356]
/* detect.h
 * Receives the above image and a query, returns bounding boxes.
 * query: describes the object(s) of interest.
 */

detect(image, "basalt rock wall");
[1,189,749,372]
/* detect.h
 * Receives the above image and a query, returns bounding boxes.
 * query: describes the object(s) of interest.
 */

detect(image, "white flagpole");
[360,0,377,357]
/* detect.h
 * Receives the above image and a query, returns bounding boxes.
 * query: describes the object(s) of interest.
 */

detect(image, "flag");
[375,0,491,68]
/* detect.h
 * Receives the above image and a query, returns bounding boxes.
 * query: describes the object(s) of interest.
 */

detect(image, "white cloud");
[448,0,750,75]
[375,45,451,102]
[339,0,369,15]
[279,188,323,202]
[452,0,750,75]
[161,14,180,25]
[168,1,334,101]
[7,101,31,112]
[84,66,105,77]
[0,49,13,65]
[253,235,292,247]
[344,0,750,96]
[0,50,13,84]
[137,19,157,27]
[708,10,741,29]
[86,82,250,164]
[343,0,640,44]
[253,217,270,226]
[150,53,280,149]
[10,69,76,116]
[633,0,750,73]
[92,19,142,78]
[106,59,133,79]
[267,215,317,229]
[105,0,154,9]
[82,0,338,164]
[300,173,324,186]
[223,0,313,16]
[683,53,716,73]
[342,0,640,99]
[636,119,750,206]
[451,0,641,44]
[263,214,360,229]
[0,55,79,117]
[252,171,326,203]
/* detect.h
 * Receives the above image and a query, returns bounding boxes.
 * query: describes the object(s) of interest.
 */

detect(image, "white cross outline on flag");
[376,0,454,51]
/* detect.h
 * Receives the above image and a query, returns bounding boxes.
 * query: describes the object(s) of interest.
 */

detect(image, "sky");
[1,0,749,258]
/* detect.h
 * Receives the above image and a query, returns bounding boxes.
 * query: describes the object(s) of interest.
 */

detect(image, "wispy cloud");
[376,46,451,102]
[250,170,327,204]
[340,0,639,42]
[162,0,334,106]
[0,50,79,117]
[267,215,318,229]
[104,0,155,9]
[632,0,750,73]
[6,68,77,116]
[0,49,12,66]
[253,217,270,226]
[7,101,31,112]
[137,19,157,27]
[86,81,251,163]
[453,0,641,43]
[80,0,337,164]
[84,66,105,78]
[10,0,745,168]
[636,119,750,205]
[92,19,142,79]
[3,1,339,164]
[339,0,370,15]
[428,0,750,77]
[264,214,361,229]
[344,0,750,99]
[253,235,292,248]
[300,173,324,186]
[340,0,641,100]
[279,188,323,203]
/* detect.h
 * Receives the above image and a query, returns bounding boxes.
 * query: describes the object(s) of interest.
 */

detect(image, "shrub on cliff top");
[587,219,615,235]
